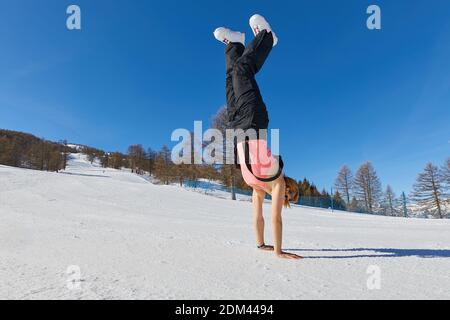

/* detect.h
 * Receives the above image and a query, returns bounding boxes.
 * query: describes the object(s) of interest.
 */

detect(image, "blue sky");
[1,0,449,194]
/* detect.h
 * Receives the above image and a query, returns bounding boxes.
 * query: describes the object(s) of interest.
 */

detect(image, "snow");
[1,153,450,299]
[184,179,253,202]
[66,144,83,151]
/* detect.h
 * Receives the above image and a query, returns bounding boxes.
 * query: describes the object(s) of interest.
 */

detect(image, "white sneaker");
[249,14,278,47]
[213,27,245,46]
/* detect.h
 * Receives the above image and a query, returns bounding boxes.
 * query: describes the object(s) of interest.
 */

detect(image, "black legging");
[225,30,274,130]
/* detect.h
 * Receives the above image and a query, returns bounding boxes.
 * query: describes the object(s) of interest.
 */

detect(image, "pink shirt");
[237,140,281,189]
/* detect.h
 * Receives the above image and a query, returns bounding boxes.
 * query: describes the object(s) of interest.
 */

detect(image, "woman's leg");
[231,30,274,130]
[236,29,273,79]
[225,42,245,123]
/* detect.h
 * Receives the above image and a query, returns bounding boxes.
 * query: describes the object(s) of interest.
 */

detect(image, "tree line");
[0,128,341,210]
[334,160,450,218]
[3,127,447,218]
[0,129,74,172]
[0,129,247,191]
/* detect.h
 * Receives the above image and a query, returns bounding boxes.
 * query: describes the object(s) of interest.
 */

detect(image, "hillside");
[1,154,450,299]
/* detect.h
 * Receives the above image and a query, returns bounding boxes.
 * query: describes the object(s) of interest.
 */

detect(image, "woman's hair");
[283,176,299,208]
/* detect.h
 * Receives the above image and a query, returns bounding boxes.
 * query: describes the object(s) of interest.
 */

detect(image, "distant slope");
[0,128,75,171]
[1,154,450,299]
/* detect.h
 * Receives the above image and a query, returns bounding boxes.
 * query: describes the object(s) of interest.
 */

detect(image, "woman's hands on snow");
[258,244,303,259]
[258,244,274,251]
[276,251,303,260]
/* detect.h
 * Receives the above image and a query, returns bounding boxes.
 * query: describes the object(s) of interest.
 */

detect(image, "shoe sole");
[214,27,244,45]
[249,14,278,46]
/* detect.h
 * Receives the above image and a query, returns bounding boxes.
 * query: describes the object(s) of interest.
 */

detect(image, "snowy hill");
[1,154,450,299]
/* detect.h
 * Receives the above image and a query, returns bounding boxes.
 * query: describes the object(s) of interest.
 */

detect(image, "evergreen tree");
[296,178,321,207]
[321,189,332,208]
[333,191,346,211]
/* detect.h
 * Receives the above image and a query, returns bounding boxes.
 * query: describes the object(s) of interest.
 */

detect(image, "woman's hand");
[276,251,303,259]
[257,244,274,251]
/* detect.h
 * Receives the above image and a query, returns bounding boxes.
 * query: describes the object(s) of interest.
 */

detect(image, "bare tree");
[401,192,409,218]
[334,165,353,205]
[154,145,173,185]
[127,144,145,174]
[59,139,69,170]
[146,148,157,176]
[442,158,450,209]
[109,152,124,169]
[442,158,450,185]
[382,185,397,216]
[348,196,361,213]
[353,162,382,214]
[100,153,110,168]
[411,162,446,219]
[212,106,237,200]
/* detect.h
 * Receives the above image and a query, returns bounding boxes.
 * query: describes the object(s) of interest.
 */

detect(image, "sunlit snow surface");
[1,154,450,299]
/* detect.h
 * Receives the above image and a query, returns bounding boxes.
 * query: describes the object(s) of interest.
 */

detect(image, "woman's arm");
[253,188,267,248]
[271,178,302,259]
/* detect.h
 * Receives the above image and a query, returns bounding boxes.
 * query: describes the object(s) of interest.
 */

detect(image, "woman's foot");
[213,27,245,45]
[249,14,278,47]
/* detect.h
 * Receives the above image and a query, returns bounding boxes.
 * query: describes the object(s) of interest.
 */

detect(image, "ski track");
[1,153,450,299]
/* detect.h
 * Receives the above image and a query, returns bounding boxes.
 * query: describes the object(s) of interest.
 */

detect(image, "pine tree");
[353,162,382,214]
[296,178,322,207]
[333,191,346,211]
[411,162,446,219]
[334,165,353,205]
[321,189,331,208]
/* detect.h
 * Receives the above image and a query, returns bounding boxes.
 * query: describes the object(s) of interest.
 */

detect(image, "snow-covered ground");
[1,153,450,299]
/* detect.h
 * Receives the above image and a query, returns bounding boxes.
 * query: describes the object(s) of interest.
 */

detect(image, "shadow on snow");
[285,248,450,259]
[59,172,110,178]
